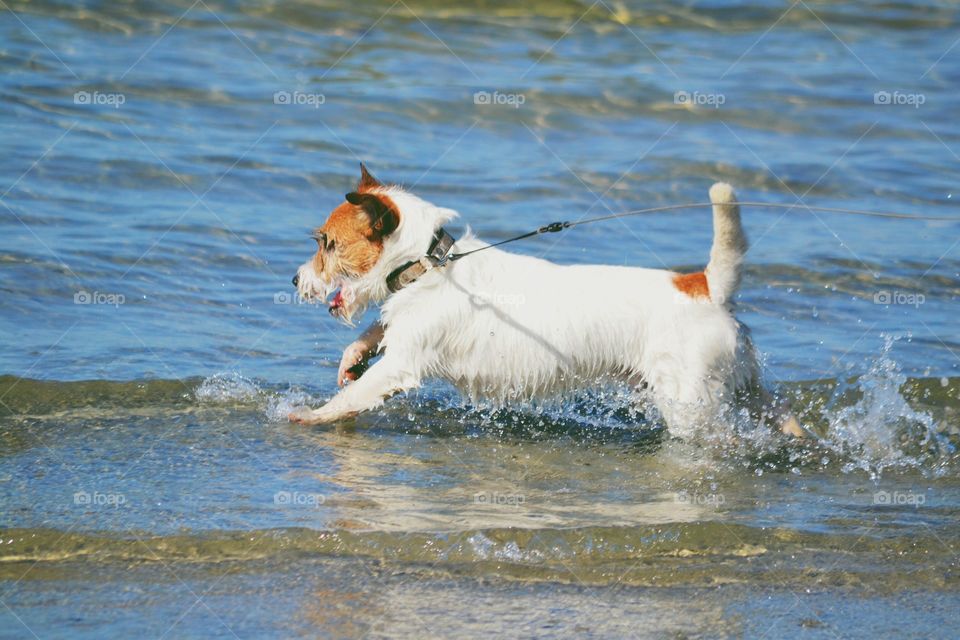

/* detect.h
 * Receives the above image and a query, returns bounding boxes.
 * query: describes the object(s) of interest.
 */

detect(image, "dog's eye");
[311,233,336,252]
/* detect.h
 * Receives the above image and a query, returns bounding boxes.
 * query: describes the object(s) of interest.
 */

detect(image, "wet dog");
[289,164,807,438]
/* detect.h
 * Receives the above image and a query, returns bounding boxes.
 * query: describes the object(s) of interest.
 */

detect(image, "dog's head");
[293,164,399,323]
[293,164,457,324]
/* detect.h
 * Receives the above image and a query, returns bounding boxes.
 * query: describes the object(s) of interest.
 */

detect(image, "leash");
[384,200,957,292]
[446,201,959,262]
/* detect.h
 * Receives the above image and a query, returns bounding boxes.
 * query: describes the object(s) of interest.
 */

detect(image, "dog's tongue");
[328,290,343,315]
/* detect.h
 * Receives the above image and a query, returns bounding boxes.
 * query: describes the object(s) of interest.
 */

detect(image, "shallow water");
[2,0,960,638]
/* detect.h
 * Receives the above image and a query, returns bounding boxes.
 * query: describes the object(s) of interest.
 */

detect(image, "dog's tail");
[704,182,747,305]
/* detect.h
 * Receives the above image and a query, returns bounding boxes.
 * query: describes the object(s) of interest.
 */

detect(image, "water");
[2,0,959,637]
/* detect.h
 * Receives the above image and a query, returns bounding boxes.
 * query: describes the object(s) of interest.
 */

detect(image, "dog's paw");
[338,341,370,387]
[288,407,323,425]
[778,413,819,440]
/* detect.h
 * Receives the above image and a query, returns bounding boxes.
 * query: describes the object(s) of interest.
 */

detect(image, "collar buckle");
[386,228,456,293]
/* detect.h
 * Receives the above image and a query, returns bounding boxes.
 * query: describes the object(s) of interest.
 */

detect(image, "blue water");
[2,1,960,638]
[2,0,959,386]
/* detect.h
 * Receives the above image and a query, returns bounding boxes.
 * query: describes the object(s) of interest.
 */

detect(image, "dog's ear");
[345,192,399,238]
[357,163,381,192]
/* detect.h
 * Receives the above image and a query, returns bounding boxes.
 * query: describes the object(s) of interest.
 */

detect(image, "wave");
[12,0,954,36]
[1,521,956,590]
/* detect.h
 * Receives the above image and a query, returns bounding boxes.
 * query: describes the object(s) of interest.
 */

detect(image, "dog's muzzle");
[292,274,299,287]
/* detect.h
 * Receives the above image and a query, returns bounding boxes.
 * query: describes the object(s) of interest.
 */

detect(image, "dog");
[289,164,808,439]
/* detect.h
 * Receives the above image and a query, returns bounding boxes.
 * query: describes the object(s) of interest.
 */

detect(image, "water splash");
[264,388,319,422]
[822,335,950,479]
[194,372,261,403]
[466,532,545,564]
[195,371,320,422]
[194,335,955,478]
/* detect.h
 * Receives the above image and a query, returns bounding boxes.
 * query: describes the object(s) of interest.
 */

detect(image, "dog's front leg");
[338,321,385,387]
[288,354,418,425]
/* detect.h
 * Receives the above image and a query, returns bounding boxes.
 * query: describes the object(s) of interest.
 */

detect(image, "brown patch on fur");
[345,191,400,236]
[673,272,710,299]
[364,192,400,238]
[312,193,400,280]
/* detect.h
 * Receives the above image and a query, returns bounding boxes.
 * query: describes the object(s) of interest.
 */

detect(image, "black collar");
[385,228,456,293]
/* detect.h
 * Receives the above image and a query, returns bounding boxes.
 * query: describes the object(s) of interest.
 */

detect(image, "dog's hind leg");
[754,384,815,438]
[735,323,815,439]
[289,353,420,425]
[646,363,728,439]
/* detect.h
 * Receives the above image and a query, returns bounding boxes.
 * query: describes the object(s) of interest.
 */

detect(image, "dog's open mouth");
[294,273,356,322]
[328,289,344,316]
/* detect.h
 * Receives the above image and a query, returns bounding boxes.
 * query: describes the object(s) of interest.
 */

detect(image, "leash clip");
[538,221,570,234]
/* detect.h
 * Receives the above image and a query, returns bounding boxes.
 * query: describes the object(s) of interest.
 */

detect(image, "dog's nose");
[292,274,299,287]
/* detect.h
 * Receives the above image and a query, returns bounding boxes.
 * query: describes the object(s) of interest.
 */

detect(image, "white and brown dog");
[290,164,807,439]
